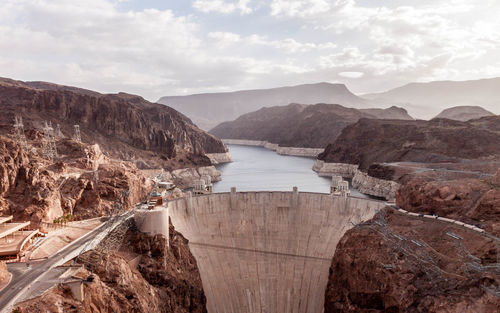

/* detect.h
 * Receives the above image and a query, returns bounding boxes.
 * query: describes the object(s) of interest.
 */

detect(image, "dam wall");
[168,191,385,313]
[222,139,323,157]
[313,160,400,201]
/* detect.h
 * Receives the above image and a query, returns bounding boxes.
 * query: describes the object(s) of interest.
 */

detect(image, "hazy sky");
[1,0,500,101]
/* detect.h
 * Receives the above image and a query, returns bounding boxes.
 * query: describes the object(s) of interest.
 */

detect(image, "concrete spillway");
[168,191,385,313]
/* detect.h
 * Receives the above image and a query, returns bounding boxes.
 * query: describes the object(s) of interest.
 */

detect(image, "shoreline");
[222,139,323,157]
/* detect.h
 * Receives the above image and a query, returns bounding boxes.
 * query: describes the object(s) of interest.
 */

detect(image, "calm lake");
[213,144,367,197]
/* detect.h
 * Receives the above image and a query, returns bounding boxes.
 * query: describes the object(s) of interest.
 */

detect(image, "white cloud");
[1,0,500,109]
[339,71,364,78]
[193,0,253,15]
[270,0,351,18]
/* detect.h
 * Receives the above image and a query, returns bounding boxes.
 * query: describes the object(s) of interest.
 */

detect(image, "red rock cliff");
[325,210,500,312]
[15,223,207,313]
[0,77,227,170]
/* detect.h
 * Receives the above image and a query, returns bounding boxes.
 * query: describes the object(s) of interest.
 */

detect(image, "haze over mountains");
[158,77,500,129]
[364,77,500,119]
[158,83,369,130]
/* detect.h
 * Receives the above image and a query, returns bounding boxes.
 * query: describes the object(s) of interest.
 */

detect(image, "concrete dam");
[168,191,385,313]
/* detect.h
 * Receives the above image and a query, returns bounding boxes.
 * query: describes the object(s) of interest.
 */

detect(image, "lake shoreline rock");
[222,139,323,157]
[313,160,399,200]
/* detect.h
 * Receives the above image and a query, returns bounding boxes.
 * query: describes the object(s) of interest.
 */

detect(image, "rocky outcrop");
[151,166,222,189]
[325,209,500,312]
[318,117,500,170]
[0,135,151,223]
[396,169,500,236]
[434,105,495,121]
[15,224,207,313]
[205,152,232,164]
[313,160,398,200]
[0,77,227,170]
[352,170,399,200]
[312,160,358,178]
[211,103,412,148]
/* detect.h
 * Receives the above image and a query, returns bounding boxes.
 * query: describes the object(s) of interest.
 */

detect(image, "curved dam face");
[168,191,385,313]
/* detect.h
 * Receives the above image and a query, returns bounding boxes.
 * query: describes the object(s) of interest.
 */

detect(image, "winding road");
[0,211,132,313]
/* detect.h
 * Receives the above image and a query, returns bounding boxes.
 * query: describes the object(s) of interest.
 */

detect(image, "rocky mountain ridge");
[210,103,412,148]
[158,82,370,130]
[434,105,495,121]
[0,77,227,170]
[318,116,500,170]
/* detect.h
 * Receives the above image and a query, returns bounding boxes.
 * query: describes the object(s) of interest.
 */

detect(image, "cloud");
[0,0,500,112]
[338,71,364,79]
[192,0,253,15]
[270,0,352,18]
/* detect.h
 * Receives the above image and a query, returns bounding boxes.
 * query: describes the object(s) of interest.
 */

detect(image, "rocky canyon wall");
[0,77,227,170]
[15,224,207,313]
[324,209,500,312]
[0,135,151,223]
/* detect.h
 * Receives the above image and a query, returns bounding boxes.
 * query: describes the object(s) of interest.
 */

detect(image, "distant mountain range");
[210,103,412,148]
[363,77,500,119]
[158,78,499,129]
[157,83,369,130]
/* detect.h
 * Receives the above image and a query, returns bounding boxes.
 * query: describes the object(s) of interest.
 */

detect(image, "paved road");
[0,211,132,312]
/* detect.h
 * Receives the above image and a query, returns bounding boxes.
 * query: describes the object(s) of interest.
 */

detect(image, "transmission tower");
[93,170,99,183]
[55,124,63,137]
[73,125,82,142]
[13,116,28,149]
[41,121,58,159]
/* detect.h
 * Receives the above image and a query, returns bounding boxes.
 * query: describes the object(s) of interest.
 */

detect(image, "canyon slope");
[324,209,500,312]
[0,77,227,170]
[318,116,500,170]
[158,82,370,130]
[210,103,412,148]
[15,223,207,313]
[434,105,495,121]
[397,168,500,236]
[0,135,151,224]
[363,77,500,119]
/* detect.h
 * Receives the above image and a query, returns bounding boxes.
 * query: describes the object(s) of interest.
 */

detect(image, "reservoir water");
[213,144,367,197]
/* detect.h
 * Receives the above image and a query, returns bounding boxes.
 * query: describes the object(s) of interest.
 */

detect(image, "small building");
[193,176,213,195]
[0,216,40,261]
[148,191,164,209]
[330,176,350,197]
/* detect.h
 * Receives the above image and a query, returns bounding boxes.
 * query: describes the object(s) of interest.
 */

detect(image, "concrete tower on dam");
[167,190,385,313]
